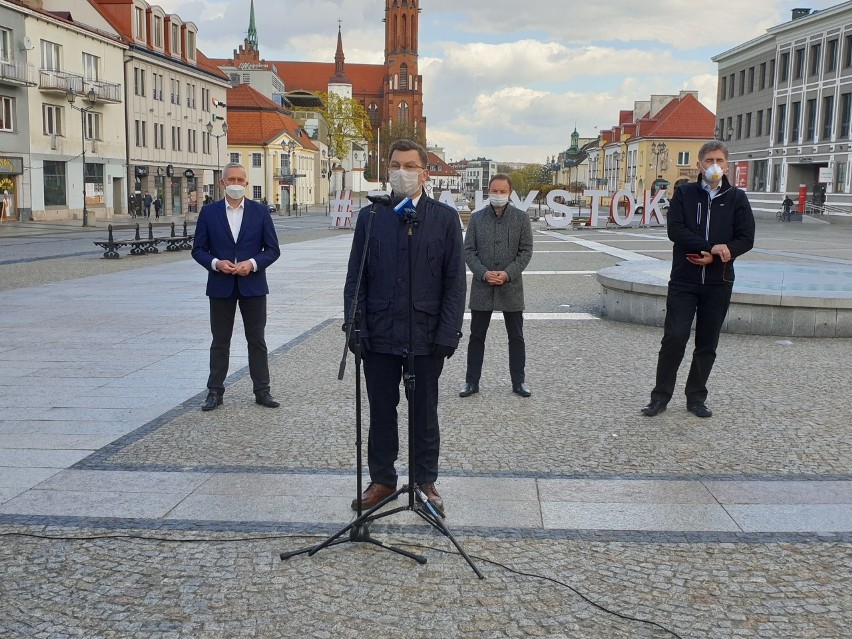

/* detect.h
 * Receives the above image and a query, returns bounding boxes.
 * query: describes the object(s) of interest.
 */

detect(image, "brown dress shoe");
[417,482,445,517]
[351,482,397,510]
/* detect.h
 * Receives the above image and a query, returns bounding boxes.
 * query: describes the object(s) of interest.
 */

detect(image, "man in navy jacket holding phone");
[641,140,755,419]
[192,162,281,411]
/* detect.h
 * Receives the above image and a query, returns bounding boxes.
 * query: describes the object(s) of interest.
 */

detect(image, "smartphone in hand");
[686,253,702,259]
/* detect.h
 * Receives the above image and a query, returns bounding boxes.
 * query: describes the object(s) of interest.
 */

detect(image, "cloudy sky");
[157,0,835,163]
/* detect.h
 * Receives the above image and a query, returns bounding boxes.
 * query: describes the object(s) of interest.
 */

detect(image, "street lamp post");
[612,151,622,190]
[66,86,97,227]
[281,140,296,215]
[206,119,228,200]
[650,142,667,191]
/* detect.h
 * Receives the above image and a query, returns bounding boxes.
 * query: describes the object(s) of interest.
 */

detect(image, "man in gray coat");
[460,174,534,397]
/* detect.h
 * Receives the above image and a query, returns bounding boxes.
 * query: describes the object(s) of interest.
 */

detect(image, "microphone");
[393,196,416,220]
[366,191,392,206]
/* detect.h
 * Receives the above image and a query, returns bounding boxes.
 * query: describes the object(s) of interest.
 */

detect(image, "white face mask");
[703,164,724,184]
[225,184,246,200]
[389,169,423,198]
[489,194,510,208]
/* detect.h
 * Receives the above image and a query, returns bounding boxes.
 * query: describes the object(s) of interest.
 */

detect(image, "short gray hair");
[222,162,246,175]
[698,140,729,161]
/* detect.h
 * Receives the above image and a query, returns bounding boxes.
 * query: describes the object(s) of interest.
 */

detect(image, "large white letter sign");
[610,189,637,227]
[584,190,608,227]
[544,190,574,228]
[640,189,667,226]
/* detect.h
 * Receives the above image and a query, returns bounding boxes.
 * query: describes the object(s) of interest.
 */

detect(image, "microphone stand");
[281,201,483,578]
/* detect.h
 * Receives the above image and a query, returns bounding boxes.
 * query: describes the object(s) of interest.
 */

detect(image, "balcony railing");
[39,69,83,94]
[83,79,122,104]
[0,60,37,86]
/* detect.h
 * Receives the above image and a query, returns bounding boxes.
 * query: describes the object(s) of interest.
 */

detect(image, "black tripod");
[281,199,483,578]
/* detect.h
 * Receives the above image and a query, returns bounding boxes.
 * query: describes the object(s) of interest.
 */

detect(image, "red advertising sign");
[798,184,807,213]
[734,162,749,189]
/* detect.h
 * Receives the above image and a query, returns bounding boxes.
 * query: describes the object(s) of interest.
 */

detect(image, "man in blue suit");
[192,162,281,411]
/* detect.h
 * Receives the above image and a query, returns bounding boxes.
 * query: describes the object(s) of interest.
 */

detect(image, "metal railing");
[39,69,83,93]
[0,60,37,86]
[83,79,122,103]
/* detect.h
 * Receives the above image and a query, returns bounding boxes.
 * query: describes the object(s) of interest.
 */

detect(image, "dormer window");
[170,23,181,56]
[152,15,163,48]
[186,30,196,61]
[133,5,146,41]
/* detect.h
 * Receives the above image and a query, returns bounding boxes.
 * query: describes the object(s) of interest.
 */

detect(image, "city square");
[0,211,850,638]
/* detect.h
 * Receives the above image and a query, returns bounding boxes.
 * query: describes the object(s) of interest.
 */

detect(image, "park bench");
[94,222,194,259]
[94,223,156,259]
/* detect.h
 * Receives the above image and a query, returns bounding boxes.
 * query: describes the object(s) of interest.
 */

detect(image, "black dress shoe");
[459,383,479,397]
[512,383,531,397]
[255,391,280,408]
[687,403,713,418]
[201,392,222,412]
[641,399,667,416]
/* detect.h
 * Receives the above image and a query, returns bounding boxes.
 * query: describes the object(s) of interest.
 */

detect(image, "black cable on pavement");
[0,530,685,639]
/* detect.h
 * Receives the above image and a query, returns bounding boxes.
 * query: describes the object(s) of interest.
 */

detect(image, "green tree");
[508,164,553,197]
[314,92,373,160]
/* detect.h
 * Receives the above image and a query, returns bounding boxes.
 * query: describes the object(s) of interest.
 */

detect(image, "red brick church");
[210,0,426,175]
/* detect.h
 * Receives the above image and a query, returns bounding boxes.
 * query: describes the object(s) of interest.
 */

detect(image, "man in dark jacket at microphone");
[344,139,466,516]
[641,140,755,419]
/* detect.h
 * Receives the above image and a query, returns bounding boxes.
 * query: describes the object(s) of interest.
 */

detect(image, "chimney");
[792,8,812,20]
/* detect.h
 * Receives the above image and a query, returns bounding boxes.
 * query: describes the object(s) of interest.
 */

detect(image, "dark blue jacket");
[191,198,281,298]
[667,174,755,285]
[344,195,466,356]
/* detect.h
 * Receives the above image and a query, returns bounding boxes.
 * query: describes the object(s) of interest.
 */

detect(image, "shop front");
[0,156,23,221]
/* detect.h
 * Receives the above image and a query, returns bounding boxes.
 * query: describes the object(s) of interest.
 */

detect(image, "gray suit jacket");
[464,203,533,312]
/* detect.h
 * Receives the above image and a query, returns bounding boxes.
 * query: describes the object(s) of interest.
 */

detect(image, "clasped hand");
[218,260,253,276]
[485,270,509,286]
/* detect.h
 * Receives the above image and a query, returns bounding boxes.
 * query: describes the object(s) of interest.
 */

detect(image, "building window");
[822,95,834,140]
[748,67,755,93]
[397,101,409,123]
[187,128,196,153]
[756,110,764,137]
[242,73,251,84]
[759,62,766,89]
[776,103,786,143]
[0,28,10,62]
[827,39,838,72]
[739,70,745,95]
[677,151,690,165]
[253,186,262,200]
[153,74,163,101]
[82,53,99,81]
[728,73,734,98]
[153,123,165,149]
[40,40,60,71]
[780,51,790,81]
[769,58,776,86]
[85,163,104,205]
[806,98,816,141]
[134,119,146,147]
[171,126,181,151]
[810,43,821,76]
[186,31,196,60]
[85,111,100,140]
[153,16,163,48]
[752,160,768,192]
[719,76,726,101]
[835,161,847,193]
[202,87,210,112]
[171,24,181,56]
[134,5,145,41]
[0,95,13,132]
[846,35,852,68]
[736,114,743,139]
[794,48,805,79]
[202,130,210,154]
[251,153,262,168]
[229,73,240,86]
[841,93,852,138]
[43,160,66,206]
[186,83,196,109]
[170,78,180,105]
[230,153,240,163]
[745,112,752,138]
[791,101,801,142]
[134,68,145,96]
[42,104,62,136]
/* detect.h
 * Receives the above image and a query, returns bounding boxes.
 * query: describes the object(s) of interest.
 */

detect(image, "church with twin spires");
[210,0,426,173]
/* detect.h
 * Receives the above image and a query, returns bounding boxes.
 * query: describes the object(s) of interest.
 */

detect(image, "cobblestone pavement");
[1,219,851,638]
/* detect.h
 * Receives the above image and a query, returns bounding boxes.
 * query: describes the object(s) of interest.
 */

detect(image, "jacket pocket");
[426,239,443,277]
[413,299,441,344]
